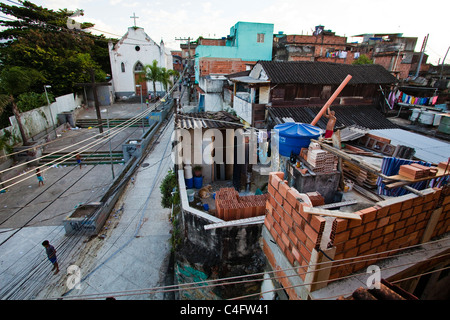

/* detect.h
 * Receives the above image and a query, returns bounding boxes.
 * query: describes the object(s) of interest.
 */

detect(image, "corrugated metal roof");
[369,128,450,164]
[268,105,399,130]
[175,111,243,129]
[258,61,398,85]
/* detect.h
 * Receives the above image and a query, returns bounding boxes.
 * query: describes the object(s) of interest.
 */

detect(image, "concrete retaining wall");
[175,169,265,299]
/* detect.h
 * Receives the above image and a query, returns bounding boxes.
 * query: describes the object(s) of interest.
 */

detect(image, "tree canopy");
[352,54,374,65]
[0,1,115,95]
[0,0,117,127]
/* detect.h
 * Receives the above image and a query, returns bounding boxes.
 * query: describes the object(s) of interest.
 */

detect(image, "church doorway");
[134,61,147,96]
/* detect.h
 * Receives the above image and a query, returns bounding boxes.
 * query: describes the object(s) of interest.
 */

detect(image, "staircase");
[76,118,151,128]
[39,151,125,166]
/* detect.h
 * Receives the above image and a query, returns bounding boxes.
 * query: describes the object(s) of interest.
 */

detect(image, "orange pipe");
[310,74,352,126]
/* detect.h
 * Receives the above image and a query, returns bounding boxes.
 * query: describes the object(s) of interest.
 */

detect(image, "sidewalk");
[43,119,175,299]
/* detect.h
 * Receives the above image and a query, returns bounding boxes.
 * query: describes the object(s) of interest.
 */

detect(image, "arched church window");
[134,62,144,72]
[121,62,125,73]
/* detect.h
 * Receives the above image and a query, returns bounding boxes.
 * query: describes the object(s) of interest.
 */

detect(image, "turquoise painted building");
[194,21,274,83]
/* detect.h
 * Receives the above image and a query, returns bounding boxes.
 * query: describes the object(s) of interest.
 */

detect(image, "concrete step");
[76,118,151,128]
[40,151,125,165]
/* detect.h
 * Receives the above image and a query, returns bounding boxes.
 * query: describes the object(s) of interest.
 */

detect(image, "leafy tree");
[0,1,114,96]
[16,92,54,112]
[352,54,374,65]
[0,66,45,144]
[160,169,179,208]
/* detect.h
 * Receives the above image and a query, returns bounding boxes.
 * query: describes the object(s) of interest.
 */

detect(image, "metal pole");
[140,86,144,133]
[310,74,352,126]
[415,34,428,78]
[440,46,450,80]
[44,85,57,139]
[107,108,115,180]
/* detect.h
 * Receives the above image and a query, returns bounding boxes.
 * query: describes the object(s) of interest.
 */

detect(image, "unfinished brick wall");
[264,172,450,293]
[199,58,251,77]
[284,35,347,46]
[329,187,450,280]
[198,39,227,46]
[264,172,326,281]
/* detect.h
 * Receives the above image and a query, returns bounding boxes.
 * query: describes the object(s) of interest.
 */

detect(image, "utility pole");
[415,34,429,78]
[175,37,192,103]
[440,46,450,80]
[75,69,112,134]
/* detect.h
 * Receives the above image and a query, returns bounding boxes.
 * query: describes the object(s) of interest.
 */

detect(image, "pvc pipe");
[310,74,352,126]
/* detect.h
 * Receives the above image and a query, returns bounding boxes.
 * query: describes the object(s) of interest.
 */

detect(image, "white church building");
[108,22,173,101]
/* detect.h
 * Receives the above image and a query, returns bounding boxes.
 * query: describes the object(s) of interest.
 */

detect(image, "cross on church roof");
[130,12,139,27]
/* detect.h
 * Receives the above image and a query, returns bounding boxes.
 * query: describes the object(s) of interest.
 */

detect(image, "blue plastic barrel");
[274,122,323,157]
[193,176,203,189]
[185,178,194,189]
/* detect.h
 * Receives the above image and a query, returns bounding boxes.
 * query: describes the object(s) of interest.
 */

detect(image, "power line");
[0,65,185,184]
[52,234,450,300]
[61,111,176,298]
[53,248,450,300]
[0,102,160,192]
[0,71,184,299]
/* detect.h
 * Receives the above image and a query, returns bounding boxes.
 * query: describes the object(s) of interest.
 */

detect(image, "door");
[134,61,147,96]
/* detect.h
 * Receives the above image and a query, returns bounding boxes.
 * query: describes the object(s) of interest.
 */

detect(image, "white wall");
[233,95,252,124]
[7,93,81,143]
[109,27,174,96]
[205,94,223,112]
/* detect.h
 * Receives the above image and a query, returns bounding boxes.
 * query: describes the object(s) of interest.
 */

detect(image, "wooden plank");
[317,200,358,209]
[311,139,386,179]
[385,166,449,183]
[204,215,265,230]
[401,185,424,196]
[303,206,361,220]
[353,184,385,202]
[421,207,443,243]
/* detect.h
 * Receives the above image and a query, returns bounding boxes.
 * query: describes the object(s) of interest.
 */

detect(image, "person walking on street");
[42,240,59,275]
[36,168,44,186]
[76,154,82,169]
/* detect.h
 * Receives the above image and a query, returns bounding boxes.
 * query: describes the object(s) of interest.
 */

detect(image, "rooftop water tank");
[274,122,324,157]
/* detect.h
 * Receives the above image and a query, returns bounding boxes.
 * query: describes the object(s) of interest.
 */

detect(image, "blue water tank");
[274,123,324,157]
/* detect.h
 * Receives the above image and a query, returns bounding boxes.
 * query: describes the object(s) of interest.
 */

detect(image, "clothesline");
[387,90,438,109]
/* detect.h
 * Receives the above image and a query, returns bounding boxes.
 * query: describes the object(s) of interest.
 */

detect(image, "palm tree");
[159,68,179,94]
[142,60,162,100]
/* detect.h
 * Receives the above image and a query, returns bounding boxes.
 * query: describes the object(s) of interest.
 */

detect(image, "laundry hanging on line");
[388,89,438,107]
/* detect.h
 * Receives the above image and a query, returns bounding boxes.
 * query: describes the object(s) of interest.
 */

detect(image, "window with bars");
[257,33,265,43]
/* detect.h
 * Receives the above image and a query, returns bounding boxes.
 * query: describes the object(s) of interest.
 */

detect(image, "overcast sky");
[10,0,450,65]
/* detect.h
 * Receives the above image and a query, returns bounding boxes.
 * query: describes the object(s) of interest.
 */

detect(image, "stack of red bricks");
[399,163,438,180]
[215,188,268,221]
[306,147,338,174]
[264,172,327,281]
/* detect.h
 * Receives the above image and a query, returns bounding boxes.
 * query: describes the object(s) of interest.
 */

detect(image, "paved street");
[0,90,183,300]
